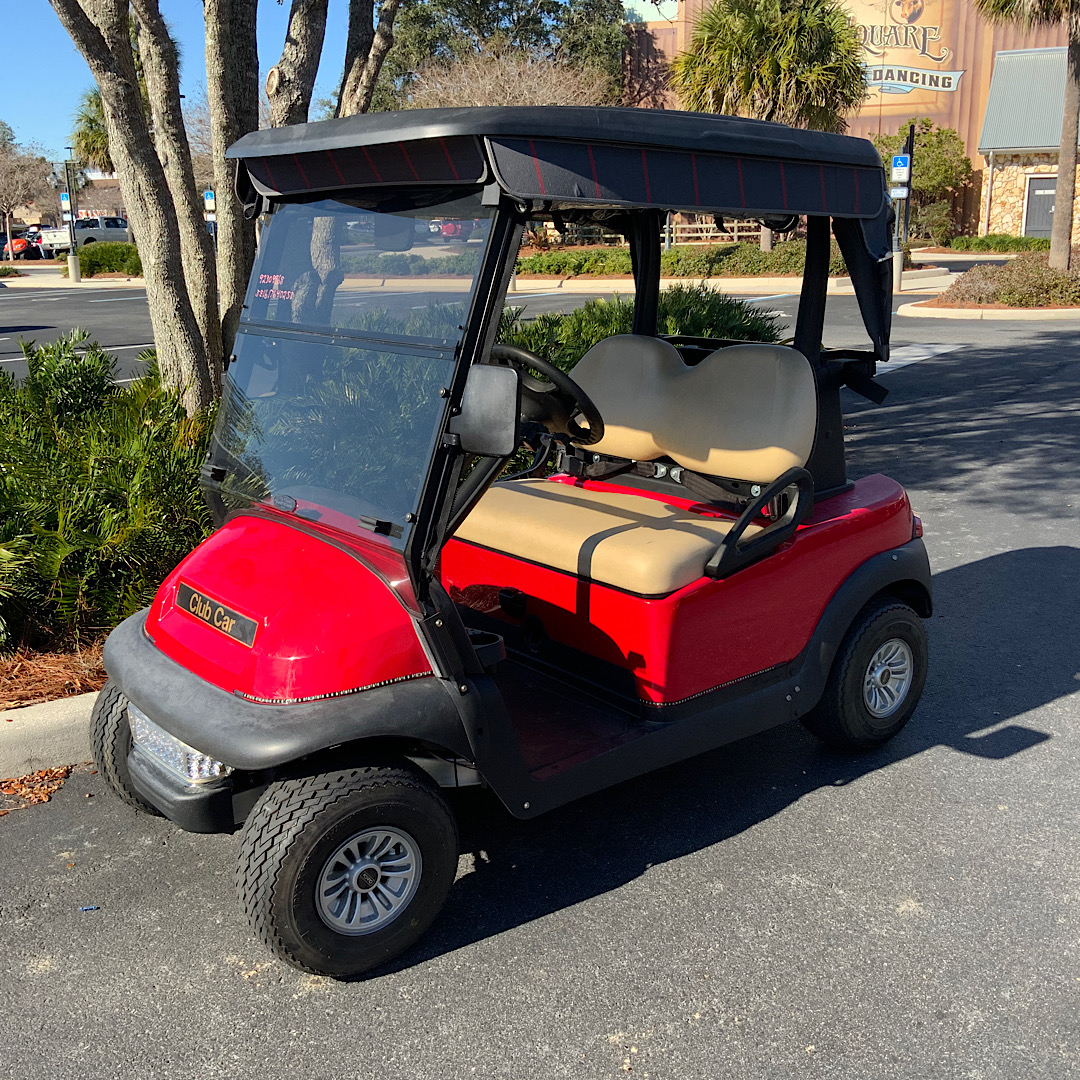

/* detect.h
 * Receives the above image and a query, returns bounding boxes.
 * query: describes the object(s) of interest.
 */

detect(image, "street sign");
[891,154,911,183]
[203,190,216,211]
[890,186,910,201]
[60,192,70,208]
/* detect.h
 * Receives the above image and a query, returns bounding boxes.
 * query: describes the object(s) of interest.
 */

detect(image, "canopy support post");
[630,210,662,337]
[797,217,849,497]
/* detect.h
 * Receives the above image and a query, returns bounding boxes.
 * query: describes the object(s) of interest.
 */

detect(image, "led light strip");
[235,670,433,705]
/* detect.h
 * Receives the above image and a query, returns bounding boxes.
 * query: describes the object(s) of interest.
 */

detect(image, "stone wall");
[979,153,1080,242]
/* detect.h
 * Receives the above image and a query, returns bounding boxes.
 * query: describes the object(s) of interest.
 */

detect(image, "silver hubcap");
[862,638,913,719]
[316,828,422,936]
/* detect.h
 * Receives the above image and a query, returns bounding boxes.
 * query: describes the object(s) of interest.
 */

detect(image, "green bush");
[0,265,19,278]
[949,234,1051,253]
[0,331,213,650]
[499,283,781,372]
[938,251,1080,307]
[913,200,956,246]
[77,241,142,277]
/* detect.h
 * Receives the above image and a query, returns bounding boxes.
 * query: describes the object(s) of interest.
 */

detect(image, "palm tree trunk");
[1050,35,1080,271]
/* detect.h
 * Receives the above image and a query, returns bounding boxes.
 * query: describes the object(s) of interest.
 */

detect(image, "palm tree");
[71,88,113,173]
[671,0,867,134]
[975,1,1078,270]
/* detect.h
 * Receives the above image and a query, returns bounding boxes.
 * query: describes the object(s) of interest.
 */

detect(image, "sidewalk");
[0,268,145,290]
[1,692,97,777]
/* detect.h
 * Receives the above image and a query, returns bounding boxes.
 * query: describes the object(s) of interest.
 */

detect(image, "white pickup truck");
[38,215,131,256]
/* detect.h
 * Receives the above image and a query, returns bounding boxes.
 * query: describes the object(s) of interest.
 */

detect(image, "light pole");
[63,147,81,283]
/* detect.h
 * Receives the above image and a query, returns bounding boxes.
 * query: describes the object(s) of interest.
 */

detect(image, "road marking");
[87,295,147,303]
[880,343,961,372]
[747,293,797,303]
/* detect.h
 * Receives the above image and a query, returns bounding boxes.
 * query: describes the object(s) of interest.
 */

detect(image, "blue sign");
[891,155,911,182]
[60,192,70,207]
[203,190,215,205]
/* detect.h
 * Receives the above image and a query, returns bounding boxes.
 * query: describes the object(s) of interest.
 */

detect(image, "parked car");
[2,228,44,260]
[37,215,130,256]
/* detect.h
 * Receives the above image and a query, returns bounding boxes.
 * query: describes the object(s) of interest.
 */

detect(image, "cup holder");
[466,628,506,672]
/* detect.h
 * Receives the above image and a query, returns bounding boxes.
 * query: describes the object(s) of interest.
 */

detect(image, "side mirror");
[448,364,520,457]
[373,214,415,251]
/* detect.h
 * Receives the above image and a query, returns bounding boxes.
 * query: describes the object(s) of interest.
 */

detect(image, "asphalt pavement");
[1,290,1079,1079]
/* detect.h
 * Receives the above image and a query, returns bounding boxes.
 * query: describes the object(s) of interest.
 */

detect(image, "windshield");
[205,193,494,546]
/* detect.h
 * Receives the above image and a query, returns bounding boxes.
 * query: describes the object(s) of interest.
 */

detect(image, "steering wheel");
[489,344,605,446]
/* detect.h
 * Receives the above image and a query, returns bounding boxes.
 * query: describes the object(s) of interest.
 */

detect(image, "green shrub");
[77,241,142,277]
[913,200,956,246]
[949,234,1051,253]
[938,251,1080,307]
[0,331,212,650]
[499,283,781,372]
[0,265,19,278]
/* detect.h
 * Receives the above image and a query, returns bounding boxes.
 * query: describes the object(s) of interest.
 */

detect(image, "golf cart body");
[98,107,930,975]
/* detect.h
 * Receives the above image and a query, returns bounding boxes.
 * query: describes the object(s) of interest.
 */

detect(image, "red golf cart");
[93,107,930,977]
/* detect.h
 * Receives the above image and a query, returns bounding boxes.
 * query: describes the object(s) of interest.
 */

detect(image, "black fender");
[790,536,932,716]
[103,611,476,771]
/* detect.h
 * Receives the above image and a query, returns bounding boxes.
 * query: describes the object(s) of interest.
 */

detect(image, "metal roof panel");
[980,48,1070,153]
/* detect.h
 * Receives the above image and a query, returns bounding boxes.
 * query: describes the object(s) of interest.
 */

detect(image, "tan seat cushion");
[454,480,761,596]
[571,336,817,484]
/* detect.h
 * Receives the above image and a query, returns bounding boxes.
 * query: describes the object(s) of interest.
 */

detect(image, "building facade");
[639,1,1064,167]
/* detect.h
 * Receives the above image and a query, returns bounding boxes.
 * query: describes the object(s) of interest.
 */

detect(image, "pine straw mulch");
[0,643,107,712]
[0,766,73,816]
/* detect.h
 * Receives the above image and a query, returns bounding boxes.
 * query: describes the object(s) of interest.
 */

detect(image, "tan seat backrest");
[571,335,817,484]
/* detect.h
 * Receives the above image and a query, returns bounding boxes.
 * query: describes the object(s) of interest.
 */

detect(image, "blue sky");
[4,0,355,161]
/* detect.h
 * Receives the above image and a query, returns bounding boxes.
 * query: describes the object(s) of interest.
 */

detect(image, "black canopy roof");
[228,107,887,223]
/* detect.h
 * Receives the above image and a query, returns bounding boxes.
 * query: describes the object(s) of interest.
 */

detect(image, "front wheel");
[800,599,927,750]
[236,765,459,977]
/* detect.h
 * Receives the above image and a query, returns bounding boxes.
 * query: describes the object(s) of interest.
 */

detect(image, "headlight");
[128,704,234,783]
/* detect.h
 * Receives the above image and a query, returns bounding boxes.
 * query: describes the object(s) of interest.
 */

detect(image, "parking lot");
[1,285,1078,1078]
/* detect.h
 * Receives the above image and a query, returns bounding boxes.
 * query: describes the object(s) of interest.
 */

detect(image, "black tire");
[236,765,459,977]
[89,680,161,814]
[800,599,927,750]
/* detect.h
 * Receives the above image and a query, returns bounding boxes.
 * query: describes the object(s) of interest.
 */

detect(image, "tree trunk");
[266,0,329,127]
[48,0,213,413]
[204,0,259,359]
[132,0,222,391]
[337,0,403,117]
[1050,33,1080,271]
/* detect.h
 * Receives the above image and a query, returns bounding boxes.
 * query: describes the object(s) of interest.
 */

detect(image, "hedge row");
[949,234,1051,253]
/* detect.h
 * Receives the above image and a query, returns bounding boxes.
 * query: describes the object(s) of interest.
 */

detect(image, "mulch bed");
[919,298,1080,310]
[0,766,73,815]
[0,644,107,712]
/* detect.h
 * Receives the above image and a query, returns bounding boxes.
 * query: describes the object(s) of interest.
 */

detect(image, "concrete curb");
[1,691,98,778]
[897,300,1080,320]
[0,275,145,289]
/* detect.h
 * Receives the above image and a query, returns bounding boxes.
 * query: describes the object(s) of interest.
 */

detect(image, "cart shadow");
[376,544,1079,977]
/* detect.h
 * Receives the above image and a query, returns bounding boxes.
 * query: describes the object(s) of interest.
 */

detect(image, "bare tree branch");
[266,0,329,127]
[338,0,403,117]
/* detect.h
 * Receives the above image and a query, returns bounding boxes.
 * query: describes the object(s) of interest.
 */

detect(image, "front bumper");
[127,744,239,833]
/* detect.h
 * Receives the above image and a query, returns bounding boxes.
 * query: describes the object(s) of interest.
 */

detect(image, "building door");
[1025,176,1056,237]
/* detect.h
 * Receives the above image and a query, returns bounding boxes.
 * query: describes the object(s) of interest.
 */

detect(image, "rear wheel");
[236,765,458,977]
[90,680,161,813]
[800,600,927,750]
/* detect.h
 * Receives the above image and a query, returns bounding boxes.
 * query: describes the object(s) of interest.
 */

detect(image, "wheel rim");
[862,638,914,719]
[316,828,422,936]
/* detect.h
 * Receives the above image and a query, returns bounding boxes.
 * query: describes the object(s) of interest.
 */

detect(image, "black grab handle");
[704,467,815,579]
